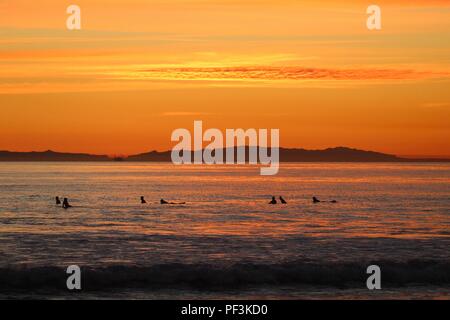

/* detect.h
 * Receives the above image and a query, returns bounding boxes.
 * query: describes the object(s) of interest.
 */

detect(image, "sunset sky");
[1,0,449,156]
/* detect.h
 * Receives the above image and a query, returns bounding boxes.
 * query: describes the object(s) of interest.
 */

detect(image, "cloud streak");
[139,66,448,82]
[161,112,214,116]
[422,102,450,108]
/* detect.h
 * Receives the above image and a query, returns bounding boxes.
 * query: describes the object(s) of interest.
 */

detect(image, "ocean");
[0,162,449,299]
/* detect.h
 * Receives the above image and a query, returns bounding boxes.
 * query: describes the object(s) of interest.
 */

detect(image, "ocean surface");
[0,162,449,299]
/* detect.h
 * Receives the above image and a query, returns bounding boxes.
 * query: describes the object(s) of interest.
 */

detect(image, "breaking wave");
[1,260,449,291]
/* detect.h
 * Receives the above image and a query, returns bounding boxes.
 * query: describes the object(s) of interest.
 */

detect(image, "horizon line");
[1,147,450,160]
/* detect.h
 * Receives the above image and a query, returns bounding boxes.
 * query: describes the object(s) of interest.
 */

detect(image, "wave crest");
[1,260,449,291]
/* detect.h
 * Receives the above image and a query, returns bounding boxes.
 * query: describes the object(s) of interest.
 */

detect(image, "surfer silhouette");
[313,196,337,203]
[62,198,72,209]
[161,199,186,205]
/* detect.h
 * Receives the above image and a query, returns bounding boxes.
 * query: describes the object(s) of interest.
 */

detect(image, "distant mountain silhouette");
[0,150,110,161]
[126,147,448,162]
[279,147,400,162]
[0,147,448,162]
[127,150,172,162]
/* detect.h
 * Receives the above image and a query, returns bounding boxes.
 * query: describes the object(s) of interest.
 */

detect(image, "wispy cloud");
[139,66,448,81]
[161,112,214,117]
[422,102,450,108]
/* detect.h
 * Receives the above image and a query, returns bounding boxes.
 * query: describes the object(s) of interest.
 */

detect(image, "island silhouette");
[0,147,448,162]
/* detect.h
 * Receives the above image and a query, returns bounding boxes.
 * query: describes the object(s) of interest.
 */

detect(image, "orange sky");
[1,0,449,156]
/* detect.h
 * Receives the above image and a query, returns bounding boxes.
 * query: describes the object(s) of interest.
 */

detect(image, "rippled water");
[0,162,449,299]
